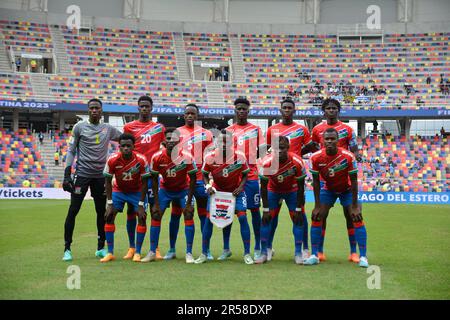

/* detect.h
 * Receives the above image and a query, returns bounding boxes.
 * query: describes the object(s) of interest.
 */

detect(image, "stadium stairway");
[38,136,65,180]
[206,81,225,107]
[29,72,52,99]
[173,32,191,81]
[0,37,12,72]
[229,34,246,83]
[49,25,72,75]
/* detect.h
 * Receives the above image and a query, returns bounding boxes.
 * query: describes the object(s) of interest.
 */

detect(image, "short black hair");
[88,98,102,107]
[234,97,250,107]
[138,95,153,106]
[321,98,341,111]
[165,127,177,135]
[281,97,295,107]
[185,103,199,113]
[324,127,339,138]
[119,133,135,144]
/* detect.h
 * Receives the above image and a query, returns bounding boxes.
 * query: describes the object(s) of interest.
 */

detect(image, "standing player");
[123,95,165,260]
[304,128,368,268]
[256,136,307,264]
[101,133,150,262]
[194,130,254,265]
[62,98,122,261]
[141,128,197,263]
[310,98,360,263]
[265,97,315,261]
[175,104,214,260]
[225,97,265,260]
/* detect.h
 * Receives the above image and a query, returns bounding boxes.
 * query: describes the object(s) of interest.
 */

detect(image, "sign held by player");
[209,191,235,228]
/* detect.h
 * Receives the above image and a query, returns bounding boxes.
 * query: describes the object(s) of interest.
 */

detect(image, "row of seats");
[1,130,447,193]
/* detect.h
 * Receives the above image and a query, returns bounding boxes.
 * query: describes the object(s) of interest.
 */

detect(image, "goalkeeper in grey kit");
[62,98,122,261]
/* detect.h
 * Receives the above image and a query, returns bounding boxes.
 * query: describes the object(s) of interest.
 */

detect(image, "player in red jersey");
[225,97,265,260]
[304,128,368,268]
[310,98,360,263]
[141,128,197,263]
[265,97,315,261]
[256,136,307,264]
[101,133,150,262]
[174,104,215,260]
[194,130,254,265]
[123,95,165,260]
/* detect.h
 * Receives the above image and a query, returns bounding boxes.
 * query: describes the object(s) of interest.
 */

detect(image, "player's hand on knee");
[232,186,243,197]
[151,205,161,221]
[262,208,272,224]
[311,206,321,221]
[294,208,303,226]
[137,206,147,221]
[105,204,114,220]
[351,204,362,222]
[183,204,194,220]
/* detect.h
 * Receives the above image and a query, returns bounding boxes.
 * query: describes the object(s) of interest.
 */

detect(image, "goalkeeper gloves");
[62,166,74,193]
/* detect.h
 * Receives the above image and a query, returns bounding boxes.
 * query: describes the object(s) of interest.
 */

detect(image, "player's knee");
[137,218,146,226]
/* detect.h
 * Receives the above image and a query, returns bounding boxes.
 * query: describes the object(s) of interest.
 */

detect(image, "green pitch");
[0,200,449,299]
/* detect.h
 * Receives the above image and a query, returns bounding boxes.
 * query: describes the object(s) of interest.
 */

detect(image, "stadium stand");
[1,128,448,193]
[0,128,58,188]
[0,19,447,109]
[359,135,449,192]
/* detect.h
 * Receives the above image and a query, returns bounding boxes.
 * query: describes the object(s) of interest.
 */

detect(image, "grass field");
[0,199,449,300]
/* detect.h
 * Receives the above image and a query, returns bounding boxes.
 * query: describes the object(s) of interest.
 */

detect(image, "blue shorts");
[320,189,353,207]
[112,192,146,212]
[194,180,208,200]
[268,191,297,211]
[244,179,260,209]
[159,188,188,213]
[207,191,247,213]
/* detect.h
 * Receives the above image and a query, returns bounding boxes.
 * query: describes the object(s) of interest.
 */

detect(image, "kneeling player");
[101,133,150,262]
[141,128,197,263]
[256,136,307,264]
[195,130,254,265]
[304,128,369,267]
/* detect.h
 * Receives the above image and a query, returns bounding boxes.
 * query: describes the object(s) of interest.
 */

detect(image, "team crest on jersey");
[145,124,163,136]
[189,132,208,144]
[241,128,258,141]
[127,163,141,175]
[338,129,349,139]
[221,161,243,176]
[287,128,304,139]
[328,158,348,175]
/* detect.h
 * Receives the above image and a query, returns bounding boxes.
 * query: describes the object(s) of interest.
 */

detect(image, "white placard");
[209,191,235,228]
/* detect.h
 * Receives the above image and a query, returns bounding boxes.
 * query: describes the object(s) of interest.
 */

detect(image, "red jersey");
[202,150,250,193]
[123,120,165,162]
[310,147,358,193]
[259,152,307,193]
[311,121,357,150]
[177,125,213,181]
[266,122,311,156]
[226,122,265,180]
[104,151,150,193]
[150,148,197,191]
